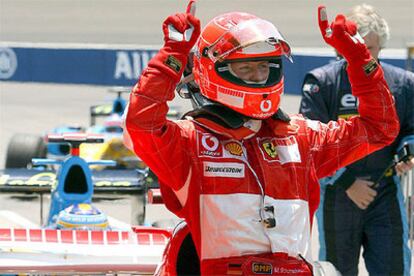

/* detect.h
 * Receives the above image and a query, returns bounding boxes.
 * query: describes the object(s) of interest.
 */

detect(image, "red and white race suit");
[123,52,399,275]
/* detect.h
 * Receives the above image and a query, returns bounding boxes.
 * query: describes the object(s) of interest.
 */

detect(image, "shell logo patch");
[224,142,243,156]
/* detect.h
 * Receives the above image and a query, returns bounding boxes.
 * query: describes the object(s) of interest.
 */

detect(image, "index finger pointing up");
[318,6,330,38]
[186,0,196,16]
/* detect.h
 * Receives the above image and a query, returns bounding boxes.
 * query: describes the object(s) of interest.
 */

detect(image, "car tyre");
[5,133,47,168]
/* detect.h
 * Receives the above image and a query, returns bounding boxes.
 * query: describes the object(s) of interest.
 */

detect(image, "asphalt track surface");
[1,0,413,274]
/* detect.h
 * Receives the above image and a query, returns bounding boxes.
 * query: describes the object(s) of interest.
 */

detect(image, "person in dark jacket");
[300,4,414,276]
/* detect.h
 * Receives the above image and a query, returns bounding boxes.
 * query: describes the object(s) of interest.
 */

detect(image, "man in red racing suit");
[123,3,399,275]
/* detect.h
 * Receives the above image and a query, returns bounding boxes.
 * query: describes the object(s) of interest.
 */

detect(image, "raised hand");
[162,1,200,53]
[318,6,370,65]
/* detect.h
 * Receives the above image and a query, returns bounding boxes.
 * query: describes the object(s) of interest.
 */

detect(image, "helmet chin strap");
[183,92,265,140]
[185,105,295,140]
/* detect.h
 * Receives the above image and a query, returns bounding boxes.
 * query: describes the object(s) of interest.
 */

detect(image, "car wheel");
[5,133,47,168]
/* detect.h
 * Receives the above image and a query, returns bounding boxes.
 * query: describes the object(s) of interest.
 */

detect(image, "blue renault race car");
[5,87,181,170]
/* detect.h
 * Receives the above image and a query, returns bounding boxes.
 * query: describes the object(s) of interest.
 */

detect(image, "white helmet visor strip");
[207,19,292,63]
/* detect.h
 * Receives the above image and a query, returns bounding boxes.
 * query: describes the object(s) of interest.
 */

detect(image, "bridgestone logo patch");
[205,167,242,173]
[203,162,245,178]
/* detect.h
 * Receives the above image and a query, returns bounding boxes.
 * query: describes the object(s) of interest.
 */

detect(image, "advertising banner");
[0,44,411,95]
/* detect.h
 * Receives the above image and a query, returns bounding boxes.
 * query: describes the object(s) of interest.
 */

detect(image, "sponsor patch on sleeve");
[165,55,182,73]
[363,59,378,75]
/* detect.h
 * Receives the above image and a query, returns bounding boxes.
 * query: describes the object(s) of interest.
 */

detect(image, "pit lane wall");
[0,42,412,95]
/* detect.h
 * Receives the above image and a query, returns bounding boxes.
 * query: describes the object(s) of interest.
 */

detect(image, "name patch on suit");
[203,162,245,178]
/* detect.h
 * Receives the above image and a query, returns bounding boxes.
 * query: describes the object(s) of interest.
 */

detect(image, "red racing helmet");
[192,12,292,119]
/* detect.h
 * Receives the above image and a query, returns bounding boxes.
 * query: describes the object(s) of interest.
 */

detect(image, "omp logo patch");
[203,162,245,178]
[224,142,243,156]
[252,262,273,274]
[198,134,223,157]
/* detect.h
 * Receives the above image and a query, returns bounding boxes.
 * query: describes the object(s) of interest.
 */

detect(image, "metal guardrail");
[403,170,414,249]
[404,44,414,248]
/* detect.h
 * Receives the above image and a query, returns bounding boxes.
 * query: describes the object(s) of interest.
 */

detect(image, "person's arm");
[307,7,399,179]
[123,2,200,190]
